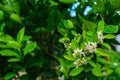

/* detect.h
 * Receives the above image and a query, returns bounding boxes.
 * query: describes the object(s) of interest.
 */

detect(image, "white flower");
[73,48,84,58]
[60,66,64,72]
[85,42,97,53]
[74,59,81,68]
[97,31,104,42]
[58,75,64,80]
[74,58,87,68]
[116,10,120,15]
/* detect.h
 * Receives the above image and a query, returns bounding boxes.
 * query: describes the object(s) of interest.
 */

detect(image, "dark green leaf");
[82,20,97,31]
[104,25,118,33]
[59,0,76,4]
[0,10,4,20]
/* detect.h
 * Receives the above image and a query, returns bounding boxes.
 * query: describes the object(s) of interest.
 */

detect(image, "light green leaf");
[64,55,75,61]
[104,34,115,39]
[92,63,102,76]
[8,58,20,62]
[24,42,37,55]
[63,20,74,29]
[97,58,110,65]
[0,34,14,42]
[59,0,76,4]
[104,25,118,33]
[4,72,16,80]
[100,42,111,50]
[69,67,84,76]
[10,13,22,24]
[59,37,70,43]
[97,20,104,32]
[7,41,21,50]
[17,27,25,43]
[96,48,109,56]
[22,35,32,41]
[0,50,18,57]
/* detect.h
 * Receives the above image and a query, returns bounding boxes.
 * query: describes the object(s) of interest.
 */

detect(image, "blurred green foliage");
[0,0,120,80]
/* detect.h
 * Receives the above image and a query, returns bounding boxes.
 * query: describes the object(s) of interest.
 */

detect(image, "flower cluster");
[72,48,87,68]
[74,57,87,68]
[73,42,98,68]
[71,31,104,68]
[116,10,120,15]
[84,42,97,53]
[72,48,84,58]
[97,31,104,42]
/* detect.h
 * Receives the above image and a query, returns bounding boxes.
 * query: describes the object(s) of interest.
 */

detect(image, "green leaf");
[97,20,104,32]
[0,23,5,32]
[17,27,25,43]
[63,20,74,29]
[100,42,111,50]
[64,60,75,68]
[0,50,18,57]
[97,58,110,65]
[10,13,22,24]
[0,34,14,42]
[104,34,115,39]
[104,25,118,33]
[89,31,98,42]
[0,3,14,14]
[11,0,20,14]
[58,28,67,36]
[0,10,4,20]
[92,63,102,76]
[7,41,21,50]
[82,20,97,31]
[4,72,16,80]
[22,35,32,41]
[8,58,20,62]
[88,61,96,67]
[59,37,70,43]
[0,43,11,48]
[24,42,37,55]
[96,48,109,56]
[63,55,75,61]
[59,0,76,4]
[69,67,84,76]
